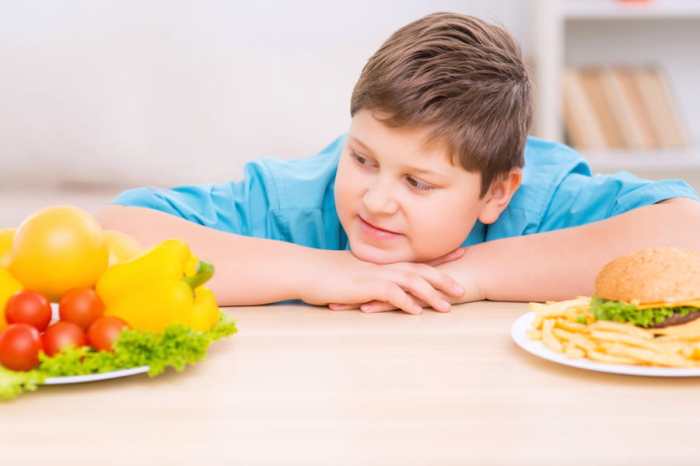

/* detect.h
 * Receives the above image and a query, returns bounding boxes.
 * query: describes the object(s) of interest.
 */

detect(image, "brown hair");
[350,12,532,197]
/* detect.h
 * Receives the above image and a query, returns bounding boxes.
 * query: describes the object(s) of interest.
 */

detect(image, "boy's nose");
[362,182,399,215]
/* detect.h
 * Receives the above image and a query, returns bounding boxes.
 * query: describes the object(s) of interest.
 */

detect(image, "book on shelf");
[614,66,658,150]
[561,68,607,151]
[634,66,690,149]
[561,64,689,153]
[577,67,625,150]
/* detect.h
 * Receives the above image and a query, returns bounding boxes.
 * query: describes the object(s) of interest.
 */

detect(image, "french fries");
[527,297,700,368]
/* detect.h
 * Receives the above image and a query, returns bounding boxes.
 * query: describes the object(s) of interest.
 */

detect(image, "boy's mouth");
[357,215,403,238]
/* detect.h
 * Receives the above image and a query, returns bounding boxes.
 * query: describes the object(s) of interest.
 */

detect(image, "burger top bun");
[595,247,700,304]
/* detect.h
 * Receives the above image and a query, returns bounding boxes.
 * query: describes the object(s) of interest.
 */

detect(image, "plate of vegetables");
[0,206,237,400]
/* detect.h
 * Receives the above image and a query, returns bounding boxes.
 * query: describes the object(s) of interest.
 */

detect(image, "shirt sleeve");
[111,159,278,237]
[110,134,348,249]
[537,170,700,233]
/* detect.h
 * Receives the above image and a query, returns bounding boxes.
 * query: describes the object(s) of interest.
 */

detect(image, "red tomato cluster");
[0,288,129,371]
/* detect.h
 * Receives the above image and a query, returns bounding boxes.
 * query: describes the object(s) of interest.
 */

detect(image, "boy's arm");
[96,205,464,310]
[447,197,700,302]
[96,205,323,306]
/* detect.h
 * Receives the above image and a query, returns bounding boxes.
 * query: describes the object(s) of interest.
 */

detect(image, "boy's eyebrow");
[349,136,450,179]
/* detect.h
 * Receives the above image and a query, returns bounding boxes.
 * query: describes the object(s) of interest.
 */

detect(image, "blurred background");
[2,0,699,227]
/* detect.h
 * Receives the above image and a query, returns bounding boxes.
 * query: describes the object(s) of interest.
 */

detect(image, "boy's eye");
[406,176,433,192]
[351,150,434,192]
[351,151,375,168]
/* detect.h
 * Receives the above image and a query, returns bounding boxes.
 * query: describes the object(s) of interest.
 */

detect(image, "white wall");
[0,0,528,189]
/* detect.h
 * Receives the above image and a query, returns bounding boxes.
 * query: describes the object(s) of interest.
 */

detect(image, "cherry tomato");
[42,321,87,357]
[59,288,104,330]
[5,290,52,332]
[88,316,129,351]
[0,324,42,371]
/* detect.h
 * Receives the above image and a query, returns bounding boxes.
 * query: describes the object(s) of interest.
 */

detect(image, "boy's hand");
[328,247,484,313]
[318,248,469,314]
[301,249,466,315]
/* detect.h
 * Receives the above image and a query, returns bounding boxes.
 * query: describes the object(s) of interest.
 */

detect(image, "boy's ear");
[478,169,523,225]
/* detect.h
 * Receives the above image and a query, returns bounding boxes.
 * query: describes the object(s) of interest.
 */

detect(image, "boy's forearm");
[96,205,327,306]
[450,198,700,302]
[191,232,328,306]
[200,236,327,306]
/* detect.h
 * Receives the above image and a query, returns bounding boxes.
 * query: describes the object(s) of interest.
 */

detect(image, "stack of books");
[562,65,690,152]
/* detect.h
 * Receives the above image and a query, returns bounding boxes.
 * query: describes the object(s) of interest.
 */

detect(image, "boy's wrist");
[441,245,490,302]
[292,248,345,304]
[467,245,489,301]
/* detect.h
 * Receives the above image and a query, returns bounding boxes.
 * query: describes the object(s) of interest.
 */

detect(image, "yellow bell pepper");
[96,239,217,332]
[190,286,220,331]
[0,268,23,331]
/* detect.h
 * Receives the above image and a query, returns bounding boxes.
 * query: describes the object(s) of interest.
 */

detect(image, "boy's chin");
[349,242,411,264]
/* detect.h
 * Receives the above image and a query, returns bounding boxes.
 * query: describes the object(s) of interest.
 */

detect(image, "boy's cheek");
[334,172,364,221]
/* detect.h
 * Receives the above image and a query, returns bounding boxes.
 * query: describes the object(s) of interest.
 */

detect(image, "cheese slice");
[634,299,700,310]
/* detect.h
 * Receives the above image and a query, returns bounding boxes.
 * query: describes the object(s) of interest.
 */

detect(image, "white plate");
[43,366,150,385]
[511,311,700,377]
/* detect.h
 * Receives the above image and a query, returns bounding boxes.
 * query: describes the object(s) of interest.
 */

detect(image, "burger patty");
[650,311,700,328]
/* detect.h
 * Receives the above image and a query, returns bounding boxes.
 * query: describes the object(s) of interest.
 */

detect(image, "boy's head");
[334,12,532,264]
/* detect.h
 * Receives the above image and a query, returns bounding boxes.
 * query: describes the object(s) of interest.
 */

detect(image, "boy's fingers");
[378,284,423,315]
[361,305,392,313]
[328,303,359,310]
[419,265,464,298]
[360,301,395,312]
[392,264,463,299]
[363,293,447,313]
[394,274,450,313]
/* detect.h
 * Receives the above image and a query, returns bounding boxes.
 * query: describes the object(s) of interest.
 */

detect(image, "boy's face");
[335,109,518,264]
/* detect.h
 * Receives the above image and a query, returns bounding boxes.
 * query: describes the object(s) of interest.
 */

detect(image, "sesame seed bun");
[594,247,700,304]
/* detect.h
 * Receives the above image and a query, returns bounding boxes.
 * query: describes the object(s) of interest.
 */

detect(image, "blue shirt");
[112,135,699,249]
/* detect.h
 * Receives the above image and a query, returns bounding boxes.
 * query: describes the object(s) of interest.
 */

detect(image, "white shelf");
[565,0,700,20]
[530,0,700,173]
[583,148,700,172]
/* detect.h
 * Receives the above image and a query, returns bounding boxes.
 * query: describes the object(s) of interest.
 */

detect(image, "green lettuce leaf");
[0,367,44,401]
[590,296,697,328]
[1,313,236,401]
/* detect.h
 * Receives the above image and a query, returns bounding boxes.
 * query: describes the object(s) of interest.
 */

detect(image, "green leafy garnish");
[0,367,44,401]
[590,296,697,328]
[1,313,236,401]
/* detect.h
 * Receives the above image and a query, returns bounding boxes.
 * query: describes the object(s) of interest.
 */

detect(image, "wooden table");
[3,301,700,465]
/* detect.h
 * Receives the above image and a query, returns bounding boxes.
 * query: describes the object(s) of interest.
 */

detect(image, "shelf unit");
[565,0,700,19]
[578,149,700,173]
[530,0,700,173]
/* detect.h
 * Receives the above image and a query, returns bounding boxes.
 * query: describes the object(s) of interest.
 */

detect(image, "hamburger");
[592,247,700,337]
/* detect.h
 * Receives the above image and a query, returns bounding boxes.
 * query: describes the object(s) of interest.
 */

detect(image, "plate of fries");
[512,297,700,377]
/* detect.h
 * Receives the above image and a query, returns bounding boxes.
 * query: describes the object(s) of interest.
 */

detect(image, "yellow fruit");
[0,228,15,268]
[103,230,143,266]
[190,286,220,331]
[9,205,108,301]
[104,280,194,332]
[0,269,23,331]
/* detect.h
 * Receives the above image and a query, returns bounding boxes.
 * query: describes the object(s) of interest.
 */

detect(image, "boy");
[97,12,700,314]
